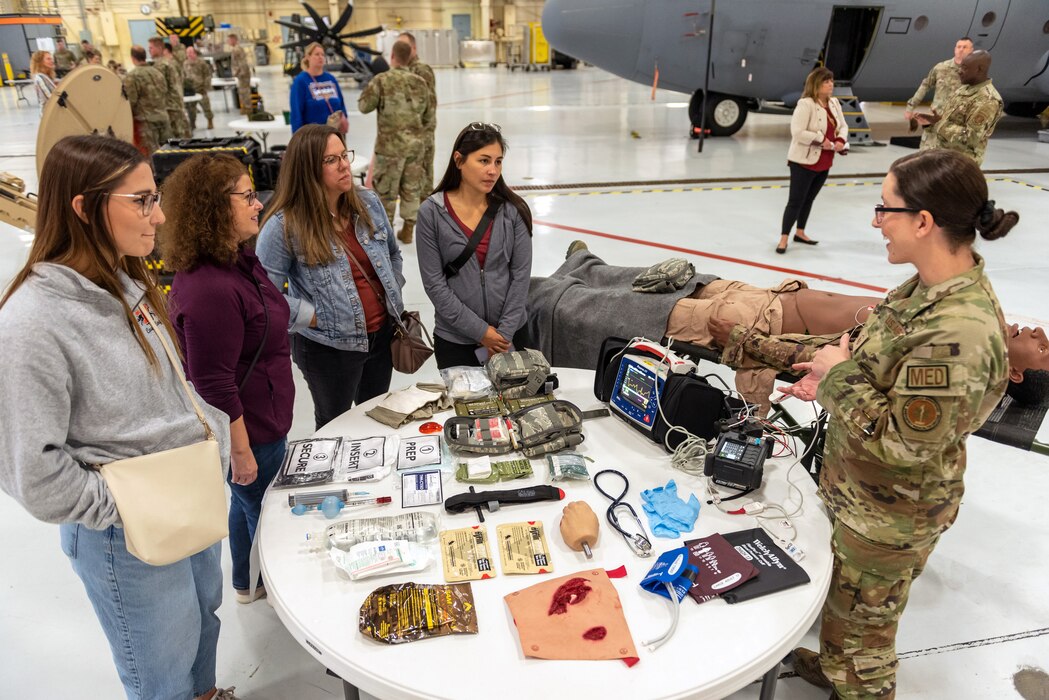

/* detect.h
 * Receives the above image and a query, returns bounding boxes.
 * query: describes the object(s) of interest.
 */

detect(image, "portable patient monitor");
[609,341,696,433]
[704,426,769,491]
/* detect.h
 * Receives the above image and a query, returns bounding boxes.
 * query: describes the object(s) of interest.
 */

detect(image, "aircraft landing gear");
[689,91,748,137]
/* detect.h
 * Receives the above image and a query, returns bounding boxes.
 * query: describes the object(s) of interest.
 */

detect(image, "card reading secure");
[497,522,553,575]
[397,435,442,471]
[440,526,496,582]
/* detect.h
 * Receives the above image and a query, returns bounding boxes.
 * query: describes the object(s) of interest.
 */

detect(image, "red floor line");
[533,219,889,294]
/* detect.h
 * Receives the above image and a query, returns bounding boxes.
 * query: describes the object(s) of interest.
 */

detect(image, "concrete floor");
[1,63,1048,699]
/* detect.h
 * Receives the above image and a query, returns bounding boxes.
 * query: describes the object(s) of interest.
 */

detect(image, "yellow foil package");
[440,526,496,582]
[497,522,553,574]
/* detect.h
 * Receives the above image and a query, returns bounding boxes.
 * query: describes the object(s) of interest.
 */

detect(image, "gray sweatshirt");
[0,264,231,530]
[416,193,533,345]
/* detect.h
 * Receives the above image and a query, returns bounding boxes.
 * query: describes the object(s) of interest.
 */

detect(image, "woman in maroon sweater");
[162,154,295,604]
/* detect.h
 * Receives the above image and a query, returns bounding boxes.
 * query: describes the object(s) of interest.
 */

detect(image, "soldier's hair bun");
[975,202,1019,241]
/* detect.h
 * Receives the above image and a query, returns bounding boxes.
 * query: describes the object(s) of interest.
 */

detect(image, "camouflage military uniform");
[358,66,435,224]
[906,59,962,149]
[169,41,187,69]
[152,56,190,138]
[230,44,252,113]
[124,64,173,156]
[183,56,214,129]
[54,47,77,76]
[406,56,437,203]
[726,255,1008,699]
[921,78,1003,166]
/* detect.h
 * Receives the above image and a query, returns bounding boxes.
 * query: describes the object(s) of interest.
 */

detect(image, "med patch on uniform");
[905,363,950,389]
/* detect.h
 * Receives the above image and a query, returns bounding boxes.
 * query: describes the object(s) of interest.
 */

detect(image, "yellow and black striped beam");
[154,16,207,38]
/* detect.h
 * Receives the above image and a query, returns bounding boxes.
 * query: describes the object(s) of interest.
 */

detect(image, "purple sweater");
[170,247,294,445]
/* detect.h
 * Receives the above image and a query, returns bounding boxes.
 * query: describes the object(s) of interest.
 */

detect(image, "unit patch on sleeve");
[905,363,950,389]
[902,396,942,431]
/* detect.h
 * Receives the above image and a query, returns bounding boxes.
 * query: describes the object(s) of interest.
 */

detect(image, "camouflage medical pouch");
[486,349,553,399]
[631,258,696,293]
[444,400,585,458]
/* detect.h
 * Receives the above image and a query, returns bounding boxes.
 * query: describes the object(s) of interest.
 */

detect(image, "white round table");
[259,368,833,700]
[183,94,203,104]
[227,114,289,152]
[211,76,261,112]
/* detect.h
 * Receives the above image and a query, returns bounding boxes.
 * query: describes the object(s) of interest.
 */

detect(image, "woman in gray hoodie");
[416,122,533,368]
[0,136,236,700]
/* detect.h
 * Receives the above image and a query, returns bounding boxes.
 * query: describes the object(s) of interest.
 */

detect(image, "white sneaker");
[234,584,266,604]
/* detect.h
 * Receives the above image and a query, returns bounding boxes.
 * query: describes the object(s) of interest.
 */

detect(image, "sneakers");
[398,219,415,245]
[213,687,240,700]
[566,239,589,259]
[791,648,832,689]
[234,584,266,605]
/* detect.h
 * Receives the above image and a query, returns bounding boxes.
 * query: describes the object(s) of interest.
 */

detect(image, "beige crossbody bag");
[97,304,228,566]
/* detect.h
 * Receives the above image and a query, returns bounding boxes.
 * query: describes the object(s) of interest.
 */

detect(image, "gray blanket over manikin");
[524,251,718,369]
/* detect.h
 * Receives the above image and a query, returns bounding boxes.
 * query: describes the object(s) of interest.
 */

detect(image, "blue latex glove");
[641,479,701,538]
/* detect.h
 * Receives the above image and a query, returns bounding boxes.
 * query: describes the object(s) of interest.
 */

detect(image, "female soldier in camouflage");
[784,149,1019,698]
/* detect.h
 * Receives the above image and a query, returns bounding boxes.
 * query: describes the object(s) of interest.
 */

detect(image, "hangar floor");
[1,64,1047,700]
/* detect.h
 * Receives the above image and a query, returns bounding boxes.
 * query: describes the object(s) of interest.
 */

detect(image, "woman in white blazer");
[777,67,849,254]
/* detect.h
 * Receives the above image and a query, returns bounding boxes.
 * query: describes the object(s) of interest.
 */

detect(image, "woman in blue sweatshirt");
[416,122,533,368]
[0,136,235,700]
[289,42,348,133]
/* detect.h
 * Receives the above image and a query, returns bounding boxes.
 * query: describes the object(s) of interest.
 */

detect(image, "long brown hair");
[30,51,55,79]
[260,124,374,265]
[433,124,533,234]
[0,135,175,369]
[890,150,1018,250]
[802,67,834,101]
[160,153,247,270]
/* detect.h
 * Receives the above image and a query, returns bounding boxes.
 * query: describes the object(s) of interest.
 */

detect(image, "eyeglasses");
[874,204,922,225]
[107,191,162,217]
[229,189,259,206]
[322,150,355,167]
[467,122,501,132]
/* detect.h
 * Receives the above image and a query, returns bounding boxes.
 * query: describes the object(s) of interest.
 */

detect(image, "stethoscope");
[593,469,653,558]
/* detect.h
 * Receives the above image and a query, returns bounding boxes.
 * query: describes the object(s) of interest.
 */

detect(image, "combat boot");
[398,219,415,245]
[207,117,214,130]
[791,648,832,689]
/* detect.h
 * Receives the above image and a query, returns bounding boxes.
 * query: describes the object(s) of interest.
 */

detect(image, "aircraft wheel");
[689,91,748,137]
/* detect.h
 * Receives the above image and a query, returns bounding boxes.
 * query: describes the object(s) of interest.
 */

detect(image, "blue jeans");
[227,437,286,591]
[60,524,222,700]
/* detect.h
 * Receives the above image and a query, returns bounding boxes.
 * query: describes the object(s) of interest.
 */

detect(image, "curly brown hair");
[160,153,248,270]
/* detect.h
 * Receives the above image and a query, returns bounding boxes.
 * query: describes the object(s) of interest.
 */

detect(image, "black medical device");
[704,423,769,491]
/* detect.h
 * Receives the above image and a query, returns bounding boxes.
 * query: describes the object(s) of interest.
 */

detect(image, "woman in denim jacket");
[257,124,405,429]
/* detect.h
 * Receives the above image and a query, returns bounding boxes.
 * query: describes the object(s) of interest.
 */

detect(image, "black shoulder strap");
[444,199,502,278]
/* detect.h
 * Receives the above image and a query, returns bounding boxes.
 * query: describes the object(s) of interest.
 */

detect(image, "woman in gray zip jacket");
[416,122,533,368]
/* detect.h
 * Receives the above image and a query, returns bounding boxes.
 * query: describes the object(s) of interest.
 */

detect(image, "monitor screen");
[717,439,747,462]
[618,362,655,411]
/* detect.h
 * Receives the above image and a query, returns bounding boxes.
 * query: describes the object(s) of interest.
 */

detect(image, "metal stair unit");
[834,84,873,146]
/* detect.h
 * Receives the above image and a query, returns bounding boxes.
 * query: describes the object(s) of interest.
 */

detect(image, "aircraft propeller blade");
[330,2,355,35]
[341,26,384,39]
[349,43,383,56]
[275,19,310,32]
[300,1,329,32]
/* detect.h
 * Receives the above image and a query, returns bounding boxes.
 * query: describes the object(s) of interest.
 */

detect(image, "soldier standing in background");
[398,32,437,206]
[149,37,190,138]
[125,45,172,157]
[168,33,187,69]
[228,34,253,115]
[53,38,76,78]
[904,37,973,148]
[184,47,215,131]
[916,50,1003,166]
[358,41,434,244]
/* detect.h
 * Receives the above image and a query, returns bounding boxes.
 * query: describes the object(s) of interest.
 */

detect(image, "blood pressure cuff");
[444,400,585,458]
[487,349,554,398]
[594,336,730,450]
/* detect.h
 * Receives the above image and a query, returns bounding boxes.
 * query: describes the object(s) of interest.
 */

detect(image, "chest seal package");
[444,400,585,458]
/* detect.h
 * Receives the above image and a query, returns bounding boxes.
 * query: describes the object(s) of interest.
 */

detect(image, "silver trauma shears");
[593,469,653,558]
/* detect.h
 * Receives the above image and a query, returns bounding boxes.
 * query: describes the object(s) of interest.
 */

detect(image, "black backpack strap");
[444,200,502,278]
